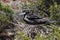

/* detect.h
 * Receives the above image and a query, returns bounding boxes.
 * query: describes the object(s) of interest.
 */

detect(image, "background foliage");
[0,0,60,40]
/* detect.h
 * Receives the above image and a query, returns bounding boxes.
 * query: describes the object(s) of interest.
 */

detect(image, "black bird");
[23,10,51,25]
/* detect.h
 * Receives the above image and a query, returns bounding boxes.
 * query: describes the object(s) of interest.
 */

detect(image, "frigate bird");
[22,10,51,25]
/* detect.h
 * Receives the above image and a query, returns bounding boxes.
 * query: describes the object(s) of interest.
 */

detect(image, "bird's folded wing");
[27,15,42,19]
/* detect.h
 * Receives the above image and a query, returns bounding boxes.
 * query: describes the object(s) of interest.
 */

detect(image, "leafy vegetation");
[0,0,60,40]
[49,2,60,20]
[0,2,14,33]
[0,2,15,40]
[15,31,31,40]
[0,2,14,21]
[0,14,8,25]
[15,25,60,40]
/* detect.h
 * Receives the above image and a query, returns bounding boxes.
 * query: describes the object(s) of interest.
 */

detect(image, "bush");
[0,2,14,21]
[49,2,60,20]
[0,2,14,32]
[0,14,8,24]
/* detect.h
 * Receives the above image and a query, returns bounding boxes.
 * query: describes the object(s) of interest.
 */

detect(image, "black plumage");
[23,10,50,25]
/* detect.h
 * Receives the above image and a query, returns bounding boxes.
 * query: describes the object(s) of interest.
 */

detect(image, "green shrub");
[0,2,14,21]
[0,14,8,24]
[0,2,14,29]
[49,2,60,21]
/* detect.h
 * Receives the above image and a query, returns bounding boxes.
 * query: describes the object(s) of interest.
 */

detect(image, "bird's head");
[22,9,30,15]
